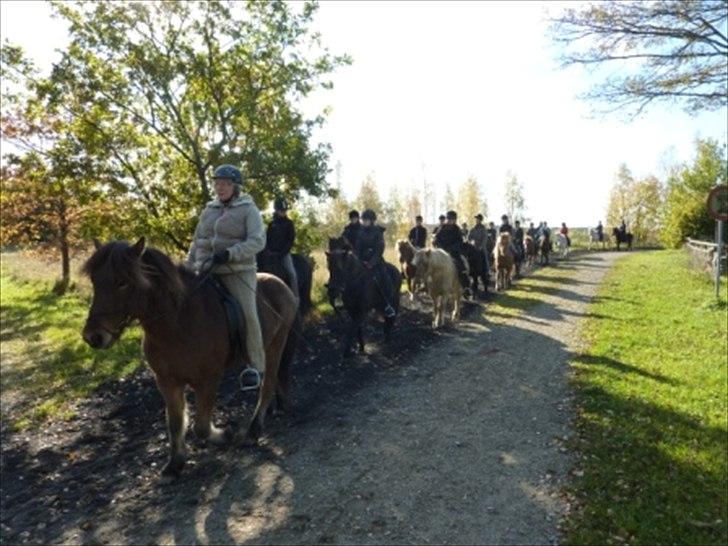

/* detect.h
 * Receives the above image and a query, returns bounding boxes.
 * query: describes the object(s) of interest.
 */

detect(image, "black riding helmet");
[349,210,360,220]
[446,210,457,220]
[274,197,289,211]
[361,209,377,222]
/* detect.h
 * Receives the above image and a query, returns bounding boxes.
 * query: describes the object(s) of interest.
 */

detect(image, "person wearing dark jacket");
[408,215,428,248]
[435,210,470,293]
[355,209,396,317]
[342,210,361,249]
[265,198,299,300]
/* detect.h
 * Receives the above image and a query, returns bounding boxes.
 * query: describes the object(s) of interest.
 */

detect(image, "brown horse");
[494,232,515,291]
[397,239,420,300]
[81,238,298,480]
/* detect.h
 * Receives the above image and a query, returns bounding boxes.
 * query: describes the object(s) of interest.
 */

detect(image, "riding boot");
[375,265,397,318]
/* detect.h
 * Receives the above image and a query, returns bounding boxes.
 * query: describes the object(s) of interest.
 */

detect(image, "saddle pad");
[204,274,245,359]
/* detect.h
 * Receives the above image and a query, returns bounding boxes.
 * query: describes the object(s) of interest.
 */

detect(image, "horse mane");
[83,241,187,304]
[397,239,415,262]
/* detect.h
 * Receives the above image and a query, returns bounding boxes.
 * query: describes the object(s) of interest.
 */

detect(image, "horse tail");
[277,309,301,406]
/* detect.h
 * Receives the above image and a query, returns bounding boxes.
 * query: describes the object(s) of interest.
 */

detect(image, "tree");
[12,0,349,251]
[661,138,728,248]
[381,186,408,244]
[606,164,665,245]
[549,1,728,117]
[404,188,423,224]
[1,46,125,293]
[456,176,487,224]
[355,173,383,214]
[503,171,526,222]
[441,183,455,214]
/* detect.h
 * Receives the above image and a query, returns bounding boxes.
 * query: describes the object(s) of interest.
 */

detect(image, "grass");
[565,250,728,545]
[1,254,144,430]
[485,258,581,322]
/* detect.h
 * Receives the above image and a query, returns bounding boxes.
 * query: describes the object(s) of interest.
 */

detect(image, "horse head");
[324,246,354,309]
[81,237,185,349]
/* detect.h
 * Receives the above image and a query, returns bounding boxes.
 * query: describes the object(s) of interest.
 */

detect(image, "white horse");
[555,233,570,259]
[588,228,608,250]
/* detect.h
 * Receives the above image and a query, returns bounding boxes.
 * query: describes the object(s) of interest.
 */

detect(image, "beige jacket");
[187,194,266,273]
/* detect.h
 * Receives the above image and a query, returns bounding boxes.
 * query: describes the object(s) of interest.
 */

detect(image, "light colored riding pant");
[281,253,300,300]
[219,271,266,373]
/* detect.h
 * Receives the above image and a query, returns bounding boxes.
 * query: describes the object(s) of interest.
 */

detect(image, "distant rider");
[408,215,428,249]
[265,197,299,301]
[355,209,396,318]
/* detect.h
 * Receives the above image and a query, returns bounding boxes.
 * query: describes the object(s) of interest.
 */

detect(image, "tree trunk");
[54,202,71,295]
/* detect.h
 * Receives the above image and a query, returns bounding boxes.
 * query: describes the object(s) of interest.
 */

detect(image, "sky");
[2,0,727,226]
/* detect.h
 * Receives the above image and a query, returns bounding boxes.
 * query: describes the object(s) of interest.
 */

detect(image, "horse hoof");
[160,459,185,481]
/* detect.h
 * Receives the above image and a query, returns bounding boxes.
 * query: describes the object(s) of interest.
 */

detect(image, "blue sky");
[2,0,726,226]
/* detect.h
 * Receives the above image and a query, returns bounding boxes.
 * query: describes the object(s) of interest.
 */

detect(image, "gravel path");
[3,251,622,545]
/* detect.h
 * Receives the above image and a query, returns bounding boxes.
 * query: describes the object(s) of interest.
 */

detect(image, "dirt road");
[1,252,621,545]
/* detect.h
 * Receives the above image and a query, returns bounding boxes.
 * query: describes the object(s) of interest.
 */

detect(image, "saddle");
[204,274,248,363]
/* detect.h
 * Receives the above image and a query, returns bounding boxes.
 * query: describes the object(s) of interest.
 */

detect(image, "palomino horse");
[82,238,298,480]
[524,235,537,270]
[257,249,314,316]
[412,248,461,328]
[555,233,570,259]
[612,228,633,251]
[326,237,402,356]
[539,232,551,265]
[588,228,608,250]
[396,239,420,301]
[494,232,515,291]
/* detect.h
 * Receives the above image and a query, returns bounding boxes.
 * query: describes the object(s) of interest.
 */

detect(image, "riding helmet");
[212,164,243,186]
[349,210,360,219]
[274,197,289,211]
[362,209,377,222]
[446,210,457,220]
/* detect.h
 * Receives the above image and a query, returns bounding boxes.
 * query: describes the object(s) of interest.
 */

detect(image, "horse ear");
[131,237,146,258]
[93,238,102,250]
[325,251,331,257]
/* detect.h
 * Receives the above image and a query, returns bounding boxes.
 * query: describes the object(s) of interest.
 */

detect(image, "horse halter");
[86,309,135,338]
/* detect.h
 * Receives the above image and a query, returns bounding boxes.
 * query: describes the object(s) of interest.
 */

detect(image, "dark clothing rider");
[435,210,470,292]
[342,210,362,249]
[408,216,428,248]
[265,198,299,300]
[355,209,396,318]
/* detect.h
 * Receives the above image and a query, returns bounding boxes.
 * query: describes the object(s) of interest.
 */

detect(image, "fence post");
[717,220,724,299]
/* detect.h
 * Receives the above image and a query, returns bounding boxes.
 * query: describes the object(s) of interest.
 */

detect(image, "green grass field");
[565,250,728,545]
[0,255,144,430]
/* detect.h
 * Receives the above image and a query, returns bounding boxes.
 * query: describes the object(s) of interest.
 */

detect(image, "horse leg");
[156,377,187,479]
[193,377,227,446]
[432,294,441,328]
[241,338,283,447]
[451,289,461,323]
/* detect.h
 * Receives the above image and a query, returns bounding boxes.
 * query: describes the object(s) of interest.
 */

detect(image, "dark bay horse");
[612,228,634,251]
[461,241,489,297]
[257,250,313,315]
[326,237,402,356]
[81,238,298,479]
[396,239,420,300]
[524,235,537,270]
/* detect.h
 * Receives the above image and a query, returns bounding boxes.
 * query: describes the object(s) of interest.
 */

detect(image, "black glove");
[212,249,230,265]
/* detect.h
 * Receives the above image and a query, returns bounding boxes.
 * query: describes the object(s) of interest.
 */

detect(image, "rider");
[514,220,525,252]
[432,214,446,239]
[526,221,537,240]
[435,210,471,294]
[560,222,571,247]
[468,213,490,275]
[265,197,299,302]
[619,218,627,236]
[408,215,428,248]
[342,210,361,249]
[355,209,396,318]
[596,220,604,242]
[486,221,498,255]
[461,222,469,239]
[187,164,266,390]
[498,214,513,235]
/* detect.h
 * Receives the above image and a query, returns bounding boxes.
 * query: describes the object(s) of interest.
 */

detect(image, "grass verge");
[565,250,727,545]
[0,263,144,431]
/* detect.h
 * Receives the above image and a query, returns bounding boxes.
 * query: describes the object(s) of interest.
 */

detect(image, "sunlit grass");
[565,250,727,545]
[0,262,144,430]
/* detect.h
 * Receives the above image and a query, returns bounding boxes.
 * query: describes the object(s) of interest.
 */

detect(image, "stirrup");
[384,305,396,318]
[239,368,263,392]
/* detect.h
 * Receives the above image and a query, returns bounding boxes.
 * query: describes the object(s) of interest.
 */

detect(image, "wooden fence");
[685,237,727,275]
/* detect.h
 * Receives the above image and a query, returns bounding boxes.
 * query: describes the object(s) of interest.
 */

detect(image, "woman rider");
[187,164,267,390]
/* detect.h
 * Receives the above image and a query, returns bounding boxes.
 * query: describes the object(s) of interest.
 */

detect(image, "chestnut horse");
[524,235,537,270]
[81,238,298,480]
[396,239,420,300]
